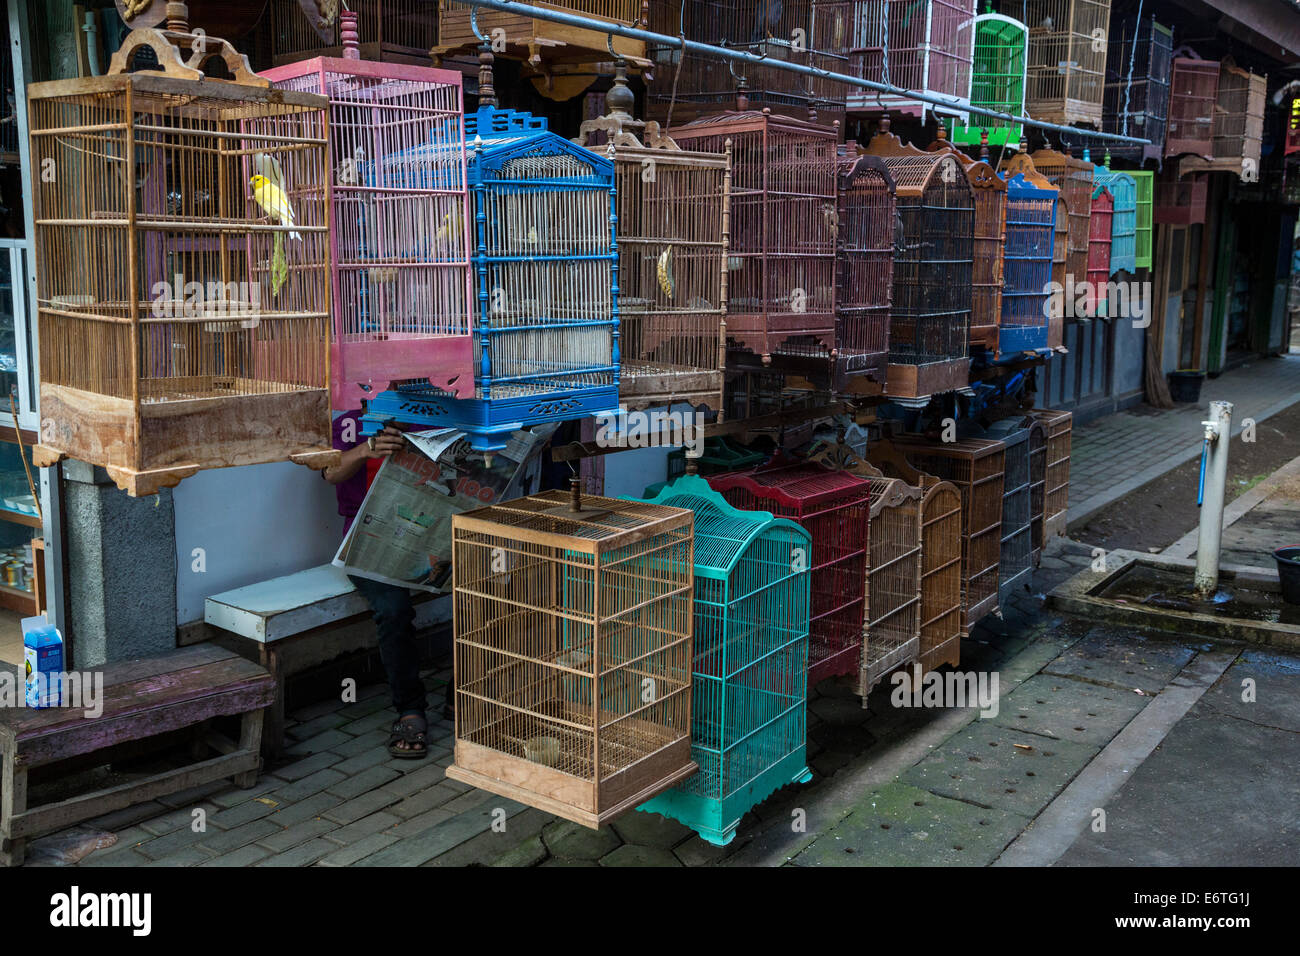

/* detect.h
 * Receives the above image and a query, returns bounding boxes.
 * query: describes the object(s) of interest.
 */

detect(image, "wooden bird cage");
[1153,170,1208,225]
[1026,417,1047,566]
[848,0,977,120]
[834,155,896,387]
[435,0,647,68]
[28,22,337,496]
[949,11,1028,148]
[891,435,1005,632]
[1092,159,1137,276]
[1103,15,1173,166]
[927,128,1006,353]
[1026,407,1071,541]
[999,170,1057,354]
[1022,0,1112,127]
[1131,169,1154,268]
[1211,58,1267,177]
[575,68,731,414]
[1085,184,1112,316]
[706,460,871,688]
[360,104,621,452]
[1165,49,1219,158]
[1025,146,1093,283]
[270,0,439,66]
[634,473,812,847]
[863,122,975,400]
[1287,98,1300,156]
[263,22,474,409]
[447,483,696,829]
[670,110,839,363]
[863,437,963,671]
[984,418,1033,603]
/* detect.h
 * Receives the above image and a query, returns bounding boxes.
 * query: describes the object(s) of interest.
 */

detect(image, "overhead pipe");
[456,0,1154,146]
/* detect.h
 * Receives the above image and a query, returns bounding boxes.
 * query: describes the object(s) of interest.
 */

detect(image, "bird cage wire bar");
[1103,15,1172,164]
[848,0,977,118]
[633,475,812,847]
[1029,148,1093,288]
[950,12,1028,147]
[1026,417,1047,566]
[456,0,1154,144]
[1023,0,1112,127]
[262,55,476,407]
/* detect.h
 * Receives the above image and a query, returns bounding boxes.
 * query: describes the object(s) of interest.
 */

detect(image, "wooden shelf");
[0,582,36,615]
[0,507,40,528]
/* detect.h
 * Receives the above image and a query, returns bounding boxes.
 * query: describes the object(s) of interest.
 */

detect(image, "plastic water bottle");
[23,615,63,708]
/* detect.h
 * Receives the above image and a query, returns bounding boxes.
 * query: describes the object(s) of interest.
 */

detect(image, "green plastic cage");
[632,474,813,847]
[1130,170,1155,269]
[950,11,1028,147]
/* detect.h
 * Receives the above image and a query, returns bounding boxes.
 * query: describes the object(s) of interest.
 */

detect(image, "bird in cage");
[251,174,302,241]
[250,153,301,296]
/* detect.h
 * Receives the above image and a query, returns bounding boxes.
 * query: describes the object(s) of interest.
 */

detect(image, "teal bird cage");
[1090,153,1137,276]
[632,474,813,847]
[950,10,1028,148]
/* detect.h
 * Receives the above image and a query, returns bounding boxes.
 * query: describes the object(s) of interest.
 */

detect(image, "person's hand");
[365,425,406,459]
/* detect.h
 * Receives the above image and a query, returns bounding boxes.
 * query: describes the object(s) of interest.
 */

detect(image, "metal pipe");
[456,0,1154,145]
[1194,400,1234,596]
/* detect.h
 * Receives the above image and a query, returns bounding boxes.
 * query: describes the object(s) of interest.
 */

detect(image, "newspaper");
[332,425,557,593]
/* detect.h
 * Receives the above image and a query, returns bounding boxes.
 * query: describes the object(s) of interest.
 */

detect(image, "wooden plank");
[205,564,365,641]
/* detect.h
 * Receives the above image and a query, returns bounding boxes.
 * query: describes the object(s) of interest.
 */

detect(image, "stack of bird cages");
[262,34,474,409]
[633,473,812,847]
[1022,0,1111,127]
[848,0,976,119]
[706,461,871,687]
[1211,57,1267,178]
[1026,417,1047,566]
[1086,184,1113,316]
[1026,407,1071,541]
[1027,147,1093,286]
[27,24,338,497]
[1131,169,1155,268]
[984,418,1033,602]
[360,107,621,452]
[670,110,838,364]
[435,0,646,67]
[447,483,697,828]
[949,11,1028,148]
[893,435,1005,632]
[862,437,963,671]
[1153,171,1208,225]
[575,68,731,414]
[1103,15,1173,166]
[834,155,896,387]
[928,128,1006,353]
[1092,158,1137,275]
[999,170,1057,354]
[1165,49,1219,158]
[863,122,975,399]
[270,0,438,66]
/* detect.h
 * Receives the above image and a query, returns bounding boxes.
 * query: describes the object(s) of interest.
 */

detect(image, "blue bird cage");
[998,171,1057,354]
[631,473,812,847]
[362,107,620,450]
[1090,155,1138,276]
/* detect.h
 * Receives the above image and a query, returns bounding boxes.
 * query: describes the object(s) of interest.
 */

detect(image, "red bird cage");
[834,154,896,386]
[927,128,1006,352]
[270,0,439,66]
[1086,185,1113,316]
[1027,408,1072,543]
[1166,49,1219,158]
[706,460,871,688]
[1154,172,1208,225]
[863,120,975,400]
[671,110,839,364]
[892,436,1006,632]
[1023,147,1093,285]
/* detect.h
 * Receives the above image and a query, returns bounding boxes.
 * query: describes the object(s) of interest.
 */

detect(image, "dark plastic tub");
[1274,547,1300,605]
[1168,370,1205,403]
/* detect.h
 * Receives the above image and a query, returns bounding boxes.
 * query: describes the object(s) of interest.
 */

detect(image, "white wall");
[173,461,342,625]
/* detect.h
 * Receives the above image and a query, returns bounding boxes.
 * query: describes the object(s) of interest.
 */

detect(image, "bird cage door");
[950,12,1028,147]
[1023,0,1112,127]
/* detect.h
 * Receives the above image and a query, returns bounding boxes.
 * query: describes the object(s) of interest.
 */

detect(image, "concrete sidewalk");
[1068,353,1300,528]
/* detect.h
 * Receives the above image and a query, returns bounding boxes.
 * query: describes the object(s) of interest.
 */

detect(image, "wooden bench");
[205,565,450,755]
[0,643,273,867]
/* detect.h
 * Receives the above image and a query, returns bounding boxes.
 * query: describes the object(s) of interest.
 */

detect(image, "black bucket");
[1168,370,1204,403]
[1274,547,1300,605]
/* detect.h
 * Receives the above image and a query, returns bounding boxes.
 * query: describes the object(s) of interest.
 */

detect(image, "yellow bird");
[250,174,302,241]
[436,210,462,246]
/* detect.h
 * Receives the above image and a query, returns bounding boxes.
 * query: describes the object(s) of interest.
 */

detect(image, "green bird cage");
[950,10,1028,148]
[633,474,813,847]
[1130,169,1155,269]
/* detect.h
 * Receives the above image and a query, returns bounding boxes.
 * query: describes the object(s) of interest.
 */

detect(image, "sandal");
[388,715,429,760]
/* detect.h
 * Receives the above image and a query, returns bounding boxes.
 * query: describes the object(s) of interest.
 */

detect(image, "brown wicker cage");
[670,110,838,364]
[1180,56,1267,180]
[1166,49,1219,158]
[270,0,438,66]
[27,24,338,497]
[1022,0,1112,128]
[862,120,975,400]
[1027,407,1071,542]
[435,0,647,66]
[1024,147,1093,284]
[834,154,896,387]
[447,483,697,829]
[575,67,731,414]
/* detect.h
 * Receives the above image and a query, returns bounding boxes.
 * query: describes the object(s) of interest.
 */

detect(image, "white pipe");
[1194,400,1233,596]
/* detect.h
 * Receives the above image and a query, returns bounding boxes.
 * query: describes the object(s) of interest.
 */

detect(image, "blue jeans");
[349,575,428,719]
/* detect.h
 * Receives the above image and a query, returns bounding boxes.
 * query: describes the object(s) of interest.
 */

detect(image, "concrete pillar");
[62,461,177,668]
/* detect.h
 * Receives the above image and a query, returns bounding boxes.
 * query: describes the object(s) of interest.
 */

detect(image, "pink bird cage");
[263,15,474,408]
